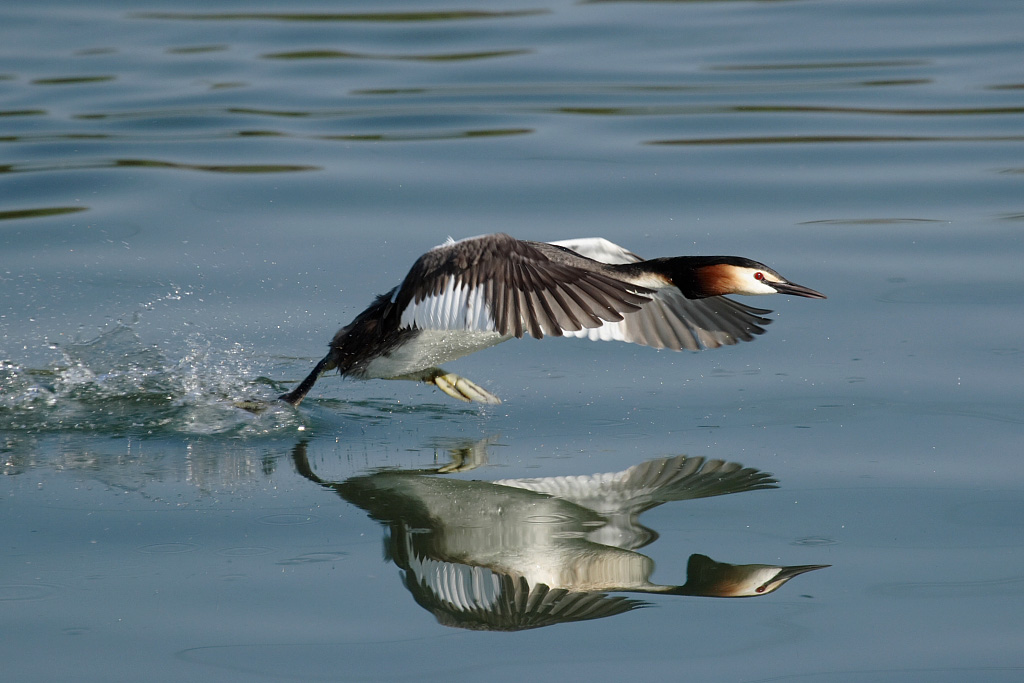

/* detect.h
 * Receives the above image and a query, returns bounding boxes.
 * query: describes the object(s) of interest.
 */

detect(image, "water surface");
[2,0,1023,681]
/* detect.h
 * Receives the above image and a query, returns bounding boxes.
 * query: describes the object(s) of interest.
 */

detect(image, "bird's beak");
[772,280,827,299]
[775,564,831,582]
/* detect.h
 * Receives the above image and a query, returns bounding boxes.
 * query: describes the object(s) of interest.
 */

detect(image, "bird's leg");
[435,436,495,473]
[434,372,502,404]
[279,353,336,406]
[394,367,502,405]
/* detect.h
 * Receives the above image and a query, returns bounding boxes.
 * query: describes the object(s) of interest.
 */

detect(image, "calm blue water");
[3,0,1023,681]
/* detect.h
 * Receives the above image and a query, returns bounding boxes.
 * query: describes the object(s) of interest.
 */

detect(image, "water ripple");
[0,159,317,175]
[130,10,548,23]
[137,542,199,554]
[0,206,88,221]
[648,134,1024,146]
[708,59,931,72]
[258,513,319,526]
[320,128,531,142]
[799,218,946,225]
[0,583,61,601]
[276,551,348,565]
[0,109,46,117]
[30,75,117,86]
[263,49,530,62]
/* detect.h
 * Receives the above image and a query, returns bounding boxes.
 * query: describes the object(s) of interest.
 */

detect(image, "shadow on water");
[291,438,829,632]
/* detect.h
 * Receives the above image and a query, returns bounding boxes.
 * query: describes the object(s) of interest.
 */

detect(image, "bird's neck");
[630,256,739,299]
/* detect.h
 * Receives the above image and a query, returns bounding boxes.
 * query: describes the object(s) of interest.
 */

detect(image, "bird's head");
[684,257,827,299]
[681,554,830,597]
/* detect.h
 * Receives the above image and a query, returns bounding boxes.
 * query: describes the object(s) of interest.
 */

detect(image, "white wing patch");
[401,278,497,332]
[564,323,629,343]
[551,237,658,344]
[402,526,503,611]
[548,237,640,265]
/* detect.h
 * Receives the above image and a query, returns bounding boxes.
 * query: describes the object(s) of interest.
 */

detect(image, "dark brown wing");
[565,290,771,350]
[393,233,653,339]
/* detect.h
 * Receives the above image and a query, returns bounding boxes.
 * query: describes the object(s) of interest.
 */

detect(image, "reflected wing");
[402,537,646,631]
[494,455,777,551]
[495,455,778,517]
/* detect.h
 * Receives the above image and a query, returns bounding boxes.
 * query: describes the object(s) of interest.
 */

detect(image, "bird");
[289,442,829,630]
[279,232,825,405]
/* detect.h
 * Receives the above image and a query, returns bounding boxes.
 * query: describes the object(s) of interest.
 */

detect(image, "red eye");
[756,586,766,593]
[754,272,764,280]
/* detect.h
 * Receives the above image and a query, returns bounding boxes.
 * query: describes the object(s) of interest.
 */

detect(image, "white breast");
[361,329,511,379]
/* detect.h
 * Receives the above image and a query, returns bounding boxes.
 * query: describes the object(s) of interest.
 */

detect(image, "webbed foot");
[391,367,502,404]
[432,372,502,404]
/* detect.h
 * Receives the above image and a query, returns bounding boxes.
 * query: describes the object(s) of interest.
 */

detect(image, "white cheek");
[742,278,780,296]
[734,567,782,594]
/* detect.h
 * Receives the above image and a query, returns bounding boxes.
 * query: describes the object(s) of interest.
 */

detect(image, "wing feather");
[395,234,654,339]
[391,233,770,348]
[552,237,773,351]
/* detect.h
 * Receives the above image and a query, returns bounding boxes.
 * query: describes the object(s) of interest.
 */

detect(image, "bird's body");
[280,233,825,405]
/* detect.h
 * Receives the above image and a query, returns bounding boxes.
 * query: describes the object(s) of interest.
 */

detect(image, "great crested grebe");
[280,233,825,405]
[290,445,829,629]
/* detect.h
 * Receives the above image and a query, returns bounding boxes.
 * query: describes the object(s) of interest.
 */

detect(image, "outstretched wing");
[394,233,653,339]
[550,237,773,350]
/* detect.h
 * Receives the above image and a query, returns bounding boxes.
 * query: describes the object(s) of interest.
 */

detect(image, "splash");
[0,323,297,436]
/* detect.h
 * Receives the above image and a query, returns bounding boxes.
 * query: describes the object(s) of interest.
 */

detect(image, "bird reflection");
[291,441,828,631]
